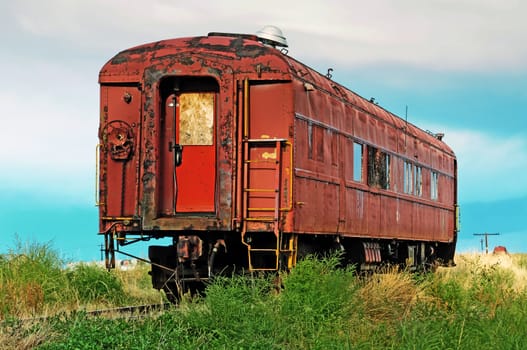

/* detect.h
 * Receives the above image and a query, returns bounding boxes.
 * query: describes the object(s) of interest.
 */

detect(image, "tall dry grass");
[357,268,425,322]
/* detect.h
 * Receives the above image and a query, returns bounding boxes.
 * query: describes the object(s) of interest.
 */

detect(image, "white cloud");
[0,62,97,203]
[421,124,527,203]
[1,0,526,207]
[4,0,527,72]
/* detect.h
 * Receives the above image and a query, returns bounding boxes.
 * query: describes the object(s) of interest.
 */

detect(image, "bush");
[66,264,128,306]
[277,254,358,348]
[0,240,74,318]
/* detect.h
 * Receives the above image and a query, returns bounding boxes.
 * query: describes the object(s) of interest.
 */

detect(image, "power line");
[473,232,500,254]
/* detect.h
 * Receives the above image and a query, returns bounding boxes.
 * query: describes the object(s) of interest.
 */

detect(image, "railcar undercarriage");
[103,228,455,302]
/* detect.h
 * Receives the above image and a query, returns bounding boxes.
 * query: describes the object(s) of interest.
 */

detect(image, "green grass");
[0,240,163,321]
[2,242,527,349]
[0,240,75,318]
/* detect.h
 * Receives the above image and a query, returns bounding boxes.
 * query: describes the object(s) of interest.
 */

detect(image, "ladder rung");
[244,159,279,164]
[248,207,285,212]
[249,248,279,252]
[244,217,276,222]
[246,138,287,143]
[244,188,278,193]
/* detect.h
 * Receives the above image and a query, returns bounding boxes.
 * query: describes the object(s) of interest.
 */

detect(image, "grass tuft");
[357,269,424,323]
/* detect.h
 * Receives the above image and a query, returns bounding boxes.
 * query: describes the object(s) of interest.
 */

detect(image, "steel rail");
[3,303,172,326]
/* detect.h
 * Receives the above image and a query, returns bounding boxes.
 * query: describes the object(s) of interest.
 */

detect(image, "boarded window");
[353,142,363,182]
[307,124,327,163]
[314,125,325,162]
[179,93,214,145]
[367,147,390,189]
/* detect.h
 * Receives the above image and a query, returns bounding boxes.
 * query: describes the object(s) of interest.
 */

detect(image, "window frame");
[431,171,439,200]
[353,142,363,182]
[367,146,390,190]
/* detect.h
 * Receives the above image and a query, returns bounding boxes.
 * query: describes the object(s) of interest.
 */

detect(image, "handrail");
[95,144,101,206]
[243,78,249,138]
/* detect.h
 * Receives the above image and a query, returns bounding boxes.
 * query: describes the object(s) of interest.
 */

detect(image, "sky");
[1,0,526,261]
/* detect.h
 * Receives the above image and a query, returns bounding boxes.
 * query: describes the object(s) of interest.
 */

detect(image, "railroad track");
[84,302,172,318]
[3,303,172,326]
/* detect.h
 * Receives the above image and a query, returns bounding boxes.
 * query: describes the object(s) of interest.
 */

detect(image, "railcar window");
[330,130,338,166]
[353,142,363,182]
[367,147,390,189]
[179,93,214,145]
[404,161,413,194]
[307,123,326,162]
[431,171,439,200]
[307,122,313,159]
[414,165,422,197]
[314,125,325,162]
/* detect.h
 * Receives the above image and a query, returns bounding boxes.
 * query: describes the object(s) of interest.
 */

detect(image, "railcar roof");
[280,55,454,156]
[100,33,454,156]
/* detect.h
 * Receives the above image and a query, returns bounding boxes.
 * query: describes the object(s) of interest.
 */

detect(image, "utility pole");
[473,233,500,254]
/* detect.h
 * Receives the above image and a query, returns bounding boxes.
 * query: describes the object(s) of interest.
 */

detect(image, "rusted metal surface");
[98,85,142,228]
[99,34,292,235]
[176,236,203,263]
[98,31,457,273]
[289,66,457,243]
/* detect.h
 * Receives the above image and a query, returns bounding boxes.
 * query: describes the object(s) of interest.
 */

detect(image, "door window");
[179,93,214,145]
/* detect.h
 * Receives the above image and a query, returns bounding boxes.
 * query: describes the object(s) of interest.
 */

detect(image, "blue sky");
[1,0,526,261]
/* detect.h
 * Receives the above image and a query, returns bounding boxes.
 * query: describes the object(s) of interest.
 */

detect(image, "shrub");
[66,264,128,306]
[182,273,279,348]
[278,254,357,348]
[0,240,74,318]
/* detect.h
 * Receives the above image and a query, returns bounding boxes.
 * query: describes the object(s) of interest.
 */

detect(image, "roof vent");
[256,25,288,48]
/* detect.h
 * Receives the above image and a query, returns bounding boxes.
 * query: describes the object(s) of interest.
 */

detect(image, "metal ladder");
[241,138,286,271]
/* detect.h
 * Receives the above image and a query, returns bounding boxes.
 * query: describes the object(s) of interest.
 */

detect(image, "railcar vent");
[256,25,288,48]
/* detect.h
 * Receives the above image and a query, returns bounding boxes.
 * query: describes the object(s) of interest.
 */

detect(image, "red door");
[159,92,216,214]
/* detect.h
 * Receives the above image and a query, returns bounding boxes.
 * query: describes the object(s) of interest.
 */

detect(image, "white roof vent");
[256,25,288,48]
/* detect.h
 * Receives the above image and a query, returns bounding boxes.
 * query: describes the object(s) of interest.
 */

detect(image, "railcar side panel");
[294,176,340,233]
[289,74,457,244]
[98,85,141,226]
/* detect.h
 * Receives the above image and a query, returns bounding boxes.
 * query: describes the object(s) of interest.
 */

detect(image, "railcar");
[97,26,458,299]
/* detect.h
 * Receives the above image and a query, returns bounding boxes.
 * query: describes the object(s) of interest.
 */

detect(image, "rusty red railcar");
[97,27,458,298]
